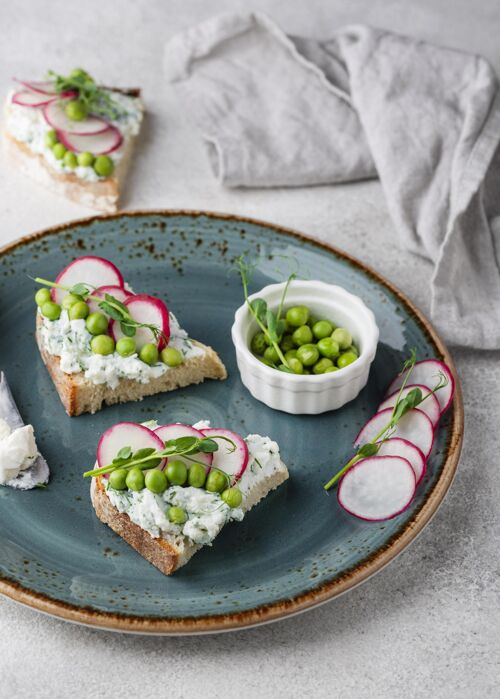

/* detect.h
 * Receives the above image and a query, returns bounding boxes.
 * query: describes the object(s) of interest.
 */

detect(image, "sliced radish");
[338,456,416,521]
[378,384,440,427]
[374,438,426,484]
[11,90,57,108]
[155,424,212,470]
[386,359,455,414]
[52,256,124,305]
[97,422,165,477]
[87,285,134,315]
[111,295,170,350]
[201,428,249,485]
[354,408,434,459]
[43,100,110,135]
[57,125,123,155]
[14,79,56,95]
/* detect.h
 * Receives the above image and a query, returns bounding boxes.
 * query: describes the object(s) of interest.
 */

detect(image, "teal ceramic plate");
[0,211,463,634]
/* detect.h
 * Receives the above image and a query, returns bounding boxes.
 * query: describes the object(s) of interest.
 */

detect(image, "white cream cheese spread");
[40,309,204,388]
[5,88,143,181]
[0,418,38,484]
[104,422,285,547]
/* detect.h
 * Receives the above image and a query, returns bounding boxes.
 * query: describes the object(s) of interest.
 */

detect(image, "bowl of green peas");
[231,280,379,414]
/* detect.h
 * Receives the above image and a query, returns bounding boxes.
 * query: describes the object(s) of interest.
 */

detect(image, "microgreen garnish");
[48,69,127,121]
[83,435,236,478]
[237,255,296,371]
[32,276,168,346]
[323,350,448,491]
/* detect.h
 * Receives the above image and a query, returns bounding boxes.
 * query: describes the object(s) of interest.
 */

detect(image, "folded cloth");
[165,13,500,349]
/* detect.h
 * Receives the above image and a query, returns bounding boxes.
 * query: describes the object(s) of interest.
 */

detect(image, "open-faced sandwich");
[85,420,289,575]
[34,256,227,416]
[3,68,143,212]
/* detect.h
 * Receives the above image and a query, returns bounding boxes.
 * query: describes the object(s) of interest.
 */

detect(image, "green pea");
[52,143,66,160]
[337,350,358,369]
[61,293,83,310]
[35,288,51,307]
[259,356,274,367]
[188,463,207,488]
[126,467,145,492]
[68,300,89,320]
[221,487,243,508]
[86,312,109,335]
[91,334,115,355]
[65,99,88,121]
[41,301,61,321]
[116,337,136,357]
[312,320,334,340]
[77,151,94,167]
[263,346,279,364]
[324,366,339,373]
[286,305,310,327]
[307,315,320,328]
[313,357,334,374]
[348,344,359,356]
[160,347,184,367]
[109,468,128,490]
[168,506,187,525]
[64,151,78,169]
[292,325,313,347]
[139,343,159,365]
[45,130,58,148]
[296,343,320,367]
[332,328,352,350]
[251,332,267,355]
[145,469,168,494]
[288,357,304,374]
[205,470,228,493]
[317,337,340,359]
[166,460,187,486]
[69,68,92,81]
[94,155,114,177]
[280,335,295,353]
[284,349,298,361]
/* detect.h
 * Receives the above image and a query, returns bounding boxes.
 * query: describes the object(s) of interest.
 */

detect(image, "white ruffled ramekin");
[231,280,379,414]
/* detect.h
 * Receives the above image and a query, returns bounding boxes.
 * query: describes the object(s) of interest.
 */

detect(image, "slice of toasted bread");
[90,458,289,575]
[35,317,227,416]
[2,88,142,212]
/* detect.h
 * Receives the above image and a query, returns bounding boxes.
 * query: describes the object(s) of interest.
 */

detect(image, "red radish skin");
[51,256,124,304]
[154,424,212,470]
[374,437,426,485]
[354,407,434,459]
[43,101,110,135]
[201,428,249,485]
[87,285,134,315]
[56,125,123,155]
[14,79,57,95]
[97,422,165,478]
[338,455,416,521]
[12,90,57,108]
[111,295,170,351]
[378,384,440,427]
[386,359,455,414]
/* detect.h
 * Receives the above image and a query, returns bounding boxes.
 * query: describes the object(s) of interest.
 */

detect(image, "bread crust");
[36,315,227,416]
[91,477,183,575]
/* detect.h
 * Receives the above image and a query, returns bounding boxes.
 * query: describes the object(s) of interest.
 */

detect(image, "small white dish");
[231,280,379,414]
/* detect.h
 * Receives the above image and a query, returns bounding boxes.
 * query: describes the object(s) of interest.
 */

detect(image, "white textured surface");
[0,1,499,698]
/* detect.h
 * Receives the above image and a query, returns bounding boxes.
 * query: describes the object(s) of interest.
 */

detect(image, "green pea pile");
[35,288,184,368]
[251,305,359,375]
[109,460,243,524]
[45,126,114,178]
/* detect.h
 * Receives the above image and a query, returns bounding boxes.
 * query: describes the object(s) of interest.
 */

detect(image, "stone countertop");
[0,1,498,697]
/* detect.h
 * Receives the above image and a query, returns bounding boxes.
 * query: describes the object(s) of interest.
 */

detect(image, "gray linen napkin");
[165,13,500,349]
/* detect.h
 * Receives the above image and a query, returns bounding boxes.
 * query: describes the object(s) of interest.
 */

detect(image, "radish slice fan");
[354,407,434,459]
[51,255,124,305]
[154,424,212,469]
[57,126,123,155]
[375,437,426,484]
[43,101,110,135]
[338,456,416,521]
[378,384,440,427]
[201,428,249,485]
[96,422,166,477]
[12,90,57,108]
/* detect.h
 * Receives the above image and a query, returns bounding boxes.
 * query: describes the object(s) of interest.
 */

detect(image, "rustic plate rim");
[0,209,464,634]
